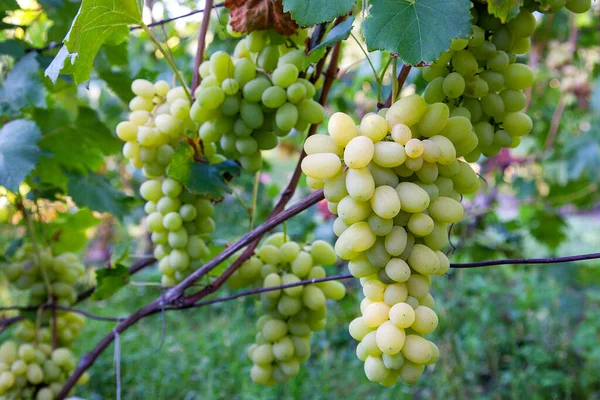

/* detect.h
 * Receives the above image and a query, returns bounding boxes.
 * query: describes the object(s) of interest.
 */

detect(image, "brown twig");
[191,0,214,95]
[381,64,412,109]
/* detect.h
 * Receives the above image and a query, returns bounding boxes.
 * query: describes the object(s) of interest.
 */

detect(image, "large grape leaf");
[67,173,136,220]
[283,0,355,26]
[167,143,241,199]
[45,0,141,84]
[363,0,472,65]
[0,53,47,117]
[0,39,27,58]
[0,120,42,192]
[91,263,130,301]
[487,0,523,23]
[0,1,19,11]
[44,209,100,254]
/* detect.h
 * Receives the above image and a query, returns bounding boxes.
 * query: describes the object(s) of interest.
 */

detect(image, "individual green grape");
[386,94,428,127]
[418,103,450,137]
[301,153,342,180]
[428,196,464,223]
[304,135,343,157]
[346,167,376,202]
[503,112,533,136]
[328,112,359,147]
[442,72,466,99]
[360,113,389,142]
[372,142,407,168]
[370,186,401,219]
[503,63,534,90]
[344,136,374,169]
[423,77,446,104]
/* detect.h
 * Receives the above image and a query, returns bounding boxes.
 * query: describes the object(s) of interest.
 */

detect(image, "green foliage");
[363,0,472,65]
[0,53,47,117]
[487,0,523,22]
[67,173,136,220]
[44,209,100,254]
[306,17,354,67]
[91,264,131,301]
[167,143,241,199]
[45,0,141,83]
[283,0,356,26]
[0,120,42,192]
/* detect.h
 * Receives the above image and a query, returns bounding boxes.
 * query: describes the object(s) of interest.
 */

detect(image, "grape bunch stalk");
[228,233,345,385]
[300,0,590,386]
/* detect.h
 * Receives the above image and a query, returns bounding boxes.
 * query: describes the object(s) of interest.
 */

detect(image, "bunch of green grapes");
[421,0,590,160]
[2,246,85,306]
[140,178,215,286]
[228,233,345,385]
[13,313,85,348]
[0,340,88,399]
[116,79,223,177]
[190,29,324,172]
[301,93,491,385]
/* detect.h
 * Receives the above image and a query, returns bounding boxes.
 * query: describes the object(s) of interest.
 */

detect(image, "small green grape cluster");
[116,79,217,177]
[230,233,345,385]
[0,340,87,399]
[421,0,590,160]
[190,29,324,172]
[2,246,85,306]
[140,178,215,286]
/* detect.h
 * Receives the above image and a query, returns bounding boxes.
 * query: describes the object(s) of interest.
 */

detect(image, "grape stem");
[380,63,412,109]
[141,22,192,101]
[190,0,214,95]
[350,32,379,86]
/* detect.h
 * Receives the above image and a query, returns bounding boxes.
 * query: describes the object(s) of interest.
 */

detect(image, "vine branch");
[190,0,214,94]
[380,63,412,109]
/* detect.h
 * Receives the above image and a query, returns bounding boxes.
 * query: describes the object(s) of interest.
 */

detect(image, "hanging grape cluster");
[190,29,324,172]
[300,0,590,386]
[0,246,89,398]
[116,80,217,286]
[229,233,345,385]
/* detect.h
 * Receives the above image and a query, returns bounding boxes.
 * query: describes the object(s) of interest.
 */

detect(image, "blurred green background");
[1,1,600,399]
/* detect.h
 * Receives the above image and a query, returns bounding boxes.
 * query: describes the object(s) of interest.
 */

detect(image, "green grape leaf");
[67,172,136,220]
[305,17,354,67]
[283,0,355,26]
[44,0,141,84]
[167,143,241,199]
[0,53,47,117]
[45,209,101,254]
[519,206,567,250]
[91,263,130,301]
[0,39,28,58]
[111,242,131,266]
[0,120,42,192]
[1,238,24,262]
[363,0,472,65]
[0,1,19,11]
[487,0,523,22]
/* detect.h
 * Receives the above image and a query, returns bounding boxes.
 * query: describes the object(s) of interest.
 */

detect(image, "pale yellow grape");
[328,112,358,147]
[407,213,435,237]
[251,344,275,364]
[310,240,337,265]
[281,274,302,297]
[154,80,170,96]
[280,359,300,376]
[273,337,295,361]
[405,155,424,172]
[385,258,411,282]
[429,135,456,165]
[367,214,394,236]
[0,342,17,364]
[263,273,282,299]
[404,139,424,159]
[356,343,369,361]
[396,182,430,213]
[364,356,390,383]
[129,110,150,125]
[401,335,432,364]
[323,171,348,203]
[389,302,416,328]
[291,251,313,277]
[346,167,375,202]
[425,341,440,365]
[418,103,449,137]
[306,177,324,189]
[129,96,154,112]
[363,302,390,328]
[406,274,430,298]
[116,121,138,141]
[344,136,374,169]
[376,321,406,355]
[368,163,400,187]
[360,297,375,314]
[361,331,382,356]
[338,195,371,225]
[407,244,440,275]
[387,94,428,127]
[391,124,412,145]
[302,286,326,310]
[383,282,408,306]
[155,114,181,136]
[435,251,450,275]
[362,279,386,301]
[348,254,379,278]
[303,134,343,157]
[132,79,156,97]
[428,196,464,223]
[422,140,441,163]
[301,153,342,180]
[372,142,407,168]
[382,352,405,370]
[262,319,288,341]
[250,364,273,384]
[384,227,408,257]
[369,185,401,219]
[360,113,389,142]
[333,217,349,236]
[349,317,372,341]
[412,306,439,334]
[398,361,425,384]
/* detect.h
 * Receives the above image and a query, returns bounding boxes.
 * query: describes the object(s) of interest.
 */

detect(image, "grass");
[72,219,600,400]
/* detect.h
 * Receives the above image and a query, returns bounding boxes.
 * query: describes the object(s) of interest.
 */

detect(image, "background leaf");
[44,209,101,254]
[487,0,523,22]
[91,264,130,301]
[363,0,472,65]
[0,53,47,117]
[305,17,354,66]
[67,172,136,220]
[0,120,42,191]
[283,0,355,26]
